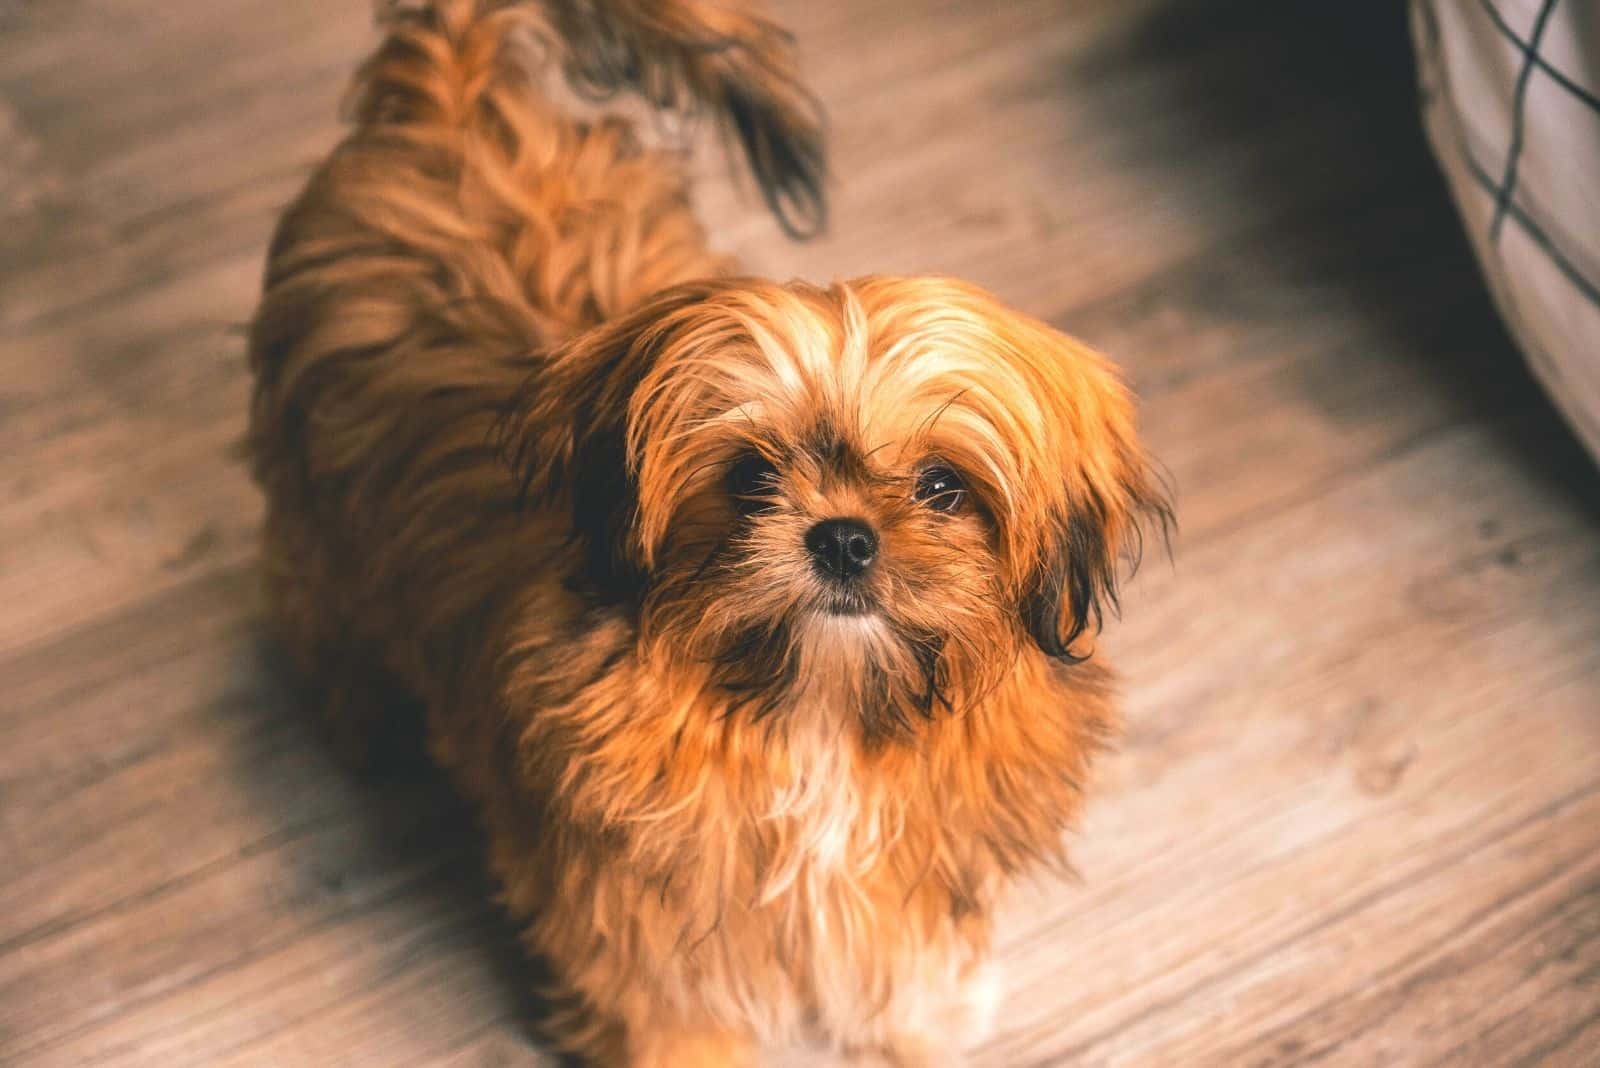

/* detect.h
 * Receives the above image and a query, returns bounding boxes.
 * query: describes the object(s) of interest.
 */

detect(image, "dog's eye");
[728,452,780,513]
[914,464,967,513]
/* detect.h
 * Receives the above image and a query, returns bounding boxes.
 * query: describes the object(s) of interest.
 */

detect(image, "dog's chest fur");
[651,688,969,1045]
[491,611,1096,1051]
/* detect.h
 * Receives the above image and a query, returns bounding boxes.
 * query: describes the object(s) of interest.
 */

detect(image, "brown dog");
[247,1,1169,1063]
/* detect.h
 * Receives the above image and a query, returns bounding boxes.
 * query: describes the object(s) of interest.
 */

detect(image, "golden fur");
[247,1,1169,1064]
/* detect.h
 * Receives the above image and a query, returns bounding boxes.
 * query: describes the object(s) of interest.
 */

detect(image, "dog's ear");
[1023,456,1171,661]
[498,281,727,596]
[1014,343,1172,662]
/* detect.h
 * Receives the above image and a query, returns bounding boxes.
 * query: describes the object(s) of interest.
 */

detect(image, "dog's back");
[246,0,823,762]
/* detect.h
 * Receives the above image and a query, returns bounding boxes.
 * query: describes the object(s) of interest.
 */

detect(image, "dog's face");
[505,277,1168,738]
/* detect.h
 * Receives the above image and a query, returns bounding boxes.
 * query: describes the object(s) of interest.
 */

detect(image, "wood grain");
[3,0,1598,1065]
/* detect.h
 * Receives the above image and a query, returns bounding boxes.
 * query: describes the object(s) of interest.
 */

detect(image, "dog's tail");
[353,0,826,237]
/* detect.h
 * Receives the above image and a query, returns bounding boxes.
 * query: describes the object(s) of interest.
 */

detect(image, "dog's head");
[503,277,1169,737]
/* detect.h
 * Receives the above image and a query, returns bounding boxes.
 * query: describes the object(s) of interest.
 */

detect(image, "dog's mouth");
[816,586,877,617]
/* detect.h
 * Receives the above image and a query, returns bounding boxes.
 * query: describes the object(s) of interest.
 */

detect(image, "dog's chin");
[797,603,901,668]
[815,589,877,618]
[794,571,878,618]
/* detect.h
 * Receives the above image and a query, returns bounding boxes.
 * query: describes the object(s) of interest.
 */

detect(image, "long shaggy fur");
[247,2,1169,1064]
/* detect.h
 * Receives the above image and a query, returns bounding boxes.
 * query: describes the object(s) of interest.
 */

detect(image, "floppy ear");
[497,281,726,596]
[1023,461,1171,661]
[1020,371,1172,662]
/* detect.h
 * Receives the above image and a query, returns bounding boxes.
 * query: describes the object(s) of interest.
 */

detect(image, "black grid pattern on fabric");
[1453,118,1600,308]
[1475,0,1600,114]
[1418,0,1600,452]
[1487,0,1560,240]
[1420,0,1600,310]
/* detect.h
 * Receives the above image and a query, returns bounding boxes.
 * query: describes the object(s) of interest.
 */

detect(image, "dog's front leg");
[854,958,1002,1068]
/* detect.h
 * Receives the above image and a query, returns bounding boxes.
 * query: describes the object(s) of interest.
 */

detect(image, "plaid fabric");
[1411,0,1600,463]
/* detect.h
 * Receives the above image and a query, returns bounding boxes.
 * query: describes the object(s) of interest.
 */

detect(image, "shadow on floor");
[1093,0,1600,519]
[227,631,573,1065]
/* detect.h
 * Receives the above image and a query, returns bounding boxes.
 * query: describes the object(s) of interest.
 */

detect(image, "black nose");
[805,518,878,580]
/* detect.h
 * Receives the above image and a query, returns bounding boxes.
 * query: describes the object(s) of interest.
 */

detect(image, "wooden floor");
[4,1,1600,1064]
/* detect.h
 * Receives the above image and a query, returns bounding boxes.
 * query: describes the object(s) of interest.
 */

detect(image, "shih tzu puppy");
[247,0,1170,1064]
